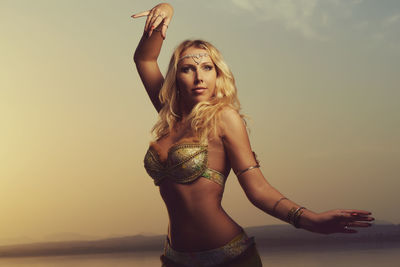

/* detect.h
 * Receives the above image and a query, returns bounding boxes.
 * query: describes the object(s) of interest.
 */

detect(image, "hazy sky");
[1,0,399,245]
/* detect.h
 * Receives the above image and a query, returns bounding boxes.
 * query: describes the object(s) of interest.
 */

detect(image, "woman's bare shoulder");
[217,107,246,138]
[218,106,243,121]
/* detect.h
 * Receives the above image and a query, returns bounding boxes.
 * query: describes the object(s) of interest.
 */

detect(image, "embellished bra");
[144,142,227,187]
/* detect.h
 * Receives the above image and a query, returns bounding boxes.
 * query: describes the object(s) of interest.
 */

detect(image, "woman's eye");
[181,67,190,73]
[203,65,213,71]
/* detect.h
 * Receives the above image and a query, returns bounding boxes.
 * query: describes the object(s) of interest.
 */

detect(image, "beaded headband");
[178,53,209,65]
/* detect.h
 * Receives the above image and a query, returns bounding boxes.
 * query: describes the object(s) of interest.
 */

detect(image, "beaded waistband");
[163,231,255,267]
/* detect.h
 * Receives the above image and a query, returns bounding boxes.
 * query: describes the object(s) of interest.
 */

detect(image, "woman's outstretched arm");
[219,107,374,234]
[131,3,174,112]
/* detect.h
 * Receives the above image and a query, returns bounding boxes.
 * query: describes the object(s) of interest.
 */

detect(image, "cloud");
[377,13,400,51]
[230,0,363,40]
[382,13,400,27]
[229,0,400,51]
[231,0,320,39]
[231,0,255,11]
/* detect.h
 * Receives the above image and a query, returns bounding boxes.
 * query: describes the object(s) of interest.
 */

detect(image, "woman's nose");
[194,70,203,84]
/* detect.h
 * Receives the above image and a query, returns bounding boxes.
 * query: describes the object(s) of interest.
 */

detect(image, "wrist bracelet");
[287,207,297,224]
[287,206,306,228]
[293,208,306,228]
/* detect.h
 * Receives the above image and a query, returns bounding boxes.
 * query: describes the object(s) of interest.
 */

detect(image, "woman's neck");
[178,99,195,118]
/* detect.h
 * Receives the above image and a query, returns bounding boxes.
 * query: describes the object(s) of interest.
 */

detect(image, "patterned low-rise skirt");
[160,230,263,267]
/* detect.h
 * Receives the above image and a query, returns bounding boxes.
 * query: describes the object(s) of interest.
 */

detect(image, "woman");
[132,3,374,267]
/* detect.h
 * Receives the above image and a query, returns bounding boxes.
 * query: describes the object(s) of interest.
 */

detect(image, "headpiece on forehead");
[178,53,209,65]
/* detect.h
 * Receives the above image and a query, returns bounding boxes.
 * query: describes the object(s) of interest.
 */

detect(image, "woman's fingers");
[148,14,164,37]
[132,4,173,39]
[347,221,373,227]
[342,209,372,215]
[316,209,374,234]
[131,10,150,18]
[161,17,171,39]
[147,13,171,39]
[151,12,165,26]
[340,221,372,234]
[144,10,155,32]
[342,227,357,233]
[340,210,374,222]
[337,210,374,233]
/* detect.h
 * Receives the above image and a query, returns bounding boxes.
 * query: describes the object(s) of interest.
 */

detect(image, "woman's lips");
[192,87,207,93]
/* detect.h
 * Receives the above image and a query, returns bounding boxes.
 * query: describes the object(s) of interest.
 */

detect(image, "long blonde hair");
[152,39,244,143]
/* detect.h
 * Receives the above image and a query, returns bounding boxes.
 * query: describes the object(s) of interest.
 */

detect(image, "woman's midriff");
[159,178,243,252]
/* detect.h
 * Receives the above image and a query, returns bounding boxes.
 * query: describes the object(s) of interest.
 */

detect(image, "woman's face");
[176,47,217,107]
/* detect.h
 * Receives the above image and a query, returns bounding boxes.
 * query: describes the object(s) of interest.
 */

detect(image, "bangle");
[236,151,260,177]
[287,207,297,223]
[236,164,260,177]
[271,197,288,214]
[293,208,306,228]
[287,206,306,228]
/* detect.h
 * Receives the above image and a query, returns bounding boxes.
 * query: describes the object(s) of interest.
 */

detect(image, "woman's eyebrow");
[179,63,195,67]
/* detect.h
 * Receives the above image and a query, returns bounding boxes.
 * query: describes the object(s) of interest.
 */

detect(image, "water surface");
[1,248,399,267]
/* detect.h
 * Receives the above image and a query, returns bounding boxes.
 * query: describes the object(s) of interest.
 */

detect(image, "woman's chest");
[153,129,224,163]
[154,129,197,162]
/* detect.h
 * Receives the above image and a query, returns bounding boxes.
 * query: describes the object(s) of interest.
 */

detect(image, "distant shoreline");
[1,224,399,258]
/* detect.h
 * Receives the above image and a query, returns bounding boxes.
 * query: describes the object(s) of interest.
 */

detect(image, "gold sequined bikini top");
[144,142,227,187]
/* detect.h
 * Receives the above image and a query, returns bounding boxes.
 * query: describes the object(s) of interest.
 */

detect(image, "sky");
[0,0,399,246]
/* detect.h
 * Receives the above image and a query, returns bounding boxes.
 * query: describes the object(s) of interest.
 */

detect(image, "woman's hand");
[310,209,374,234]
[131,3,174,39]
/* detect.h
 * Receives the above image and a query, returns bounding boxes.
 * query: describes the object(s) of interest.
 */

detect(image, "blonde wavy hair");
[152,39,245,143]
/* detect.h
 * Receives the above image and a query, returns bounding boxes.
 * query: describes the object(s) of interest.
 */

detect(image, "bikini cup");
[144,142,226,187]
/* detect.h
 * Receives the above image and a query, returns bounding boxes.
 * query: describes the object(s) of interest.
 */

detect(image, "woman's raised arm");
[219,107,374,234]
[132,3,174,112]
